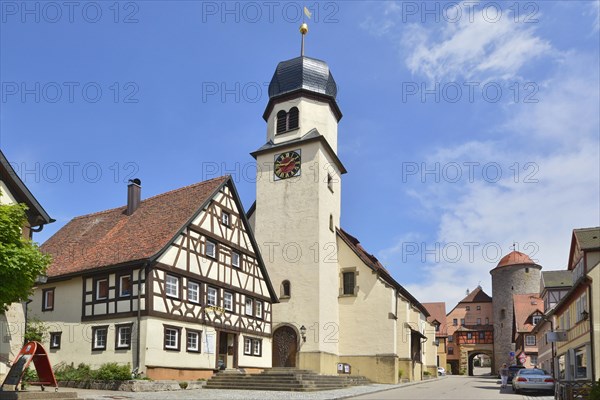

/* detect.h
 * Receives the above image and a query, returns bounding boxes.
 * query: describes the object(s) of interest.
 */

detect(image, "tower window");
[329,214,334,232]
[327,174,334,192]
[288,107,299,130]
[276,110,287,133]
[340,270,357,296]
[275,107,300,134]
[281,280,291,298]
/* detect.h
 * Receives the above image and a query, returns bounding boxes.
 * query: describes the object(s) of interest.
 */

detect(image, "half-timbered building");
[31,176,278,380]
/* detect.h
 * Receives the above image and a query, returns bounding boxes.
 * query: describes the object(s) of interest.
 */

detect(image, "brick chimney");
[126,178,141,216]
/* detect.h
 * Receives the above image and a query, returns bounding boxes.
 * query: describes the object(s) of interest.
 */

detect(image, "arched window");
[288,107,299,130]
[275,107,300,134]
[276,110,287,134]
[281,280,291,298]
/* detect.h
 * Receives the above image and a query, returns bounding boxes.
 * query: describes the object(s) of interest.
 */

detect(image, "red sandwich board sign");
[0,341,57,391]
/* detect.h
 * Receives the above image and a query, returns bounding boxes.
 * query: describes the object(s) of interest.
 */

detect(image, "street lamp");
[581,310,589,321]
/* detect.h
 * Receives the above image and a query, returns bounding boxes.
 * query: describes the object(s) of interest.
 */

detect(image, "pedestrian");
[500,363,509,388]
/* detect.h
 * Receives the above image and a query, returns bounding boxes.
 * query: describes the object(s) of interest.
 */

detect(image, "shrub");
[179,382,188,389]
[92,363,131,381]
[54,363,92,381]
[590,379,600,400]
[22,367,38,383]
[423,371,431,376]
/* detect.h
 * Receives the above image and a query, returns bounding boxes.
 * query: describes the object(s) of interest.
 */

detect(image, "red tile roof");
[513,293,544,334]
[422,302,447,336]
[496,251,535,268]
[41,176,228,277]
[336,228,430,317]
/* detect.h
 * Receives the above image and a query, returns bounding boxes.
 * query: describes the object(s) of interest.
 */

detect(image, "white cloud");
[379,54,599,308]
[402,9,553,82]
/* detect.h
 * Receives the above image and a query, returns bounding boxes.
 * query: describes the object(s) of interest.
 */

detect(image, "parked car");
[507,364,525,383]
[512,368,555,394]
[437,367,446,376]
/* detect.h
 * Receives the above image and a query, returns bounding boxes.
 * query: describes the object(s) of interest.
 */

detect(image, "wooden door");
[272,326,298,367]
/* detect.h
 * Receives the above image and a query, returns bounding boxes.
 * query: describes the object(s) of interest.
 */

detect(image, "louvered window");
[276,110,287,133]
[288,107,299,129]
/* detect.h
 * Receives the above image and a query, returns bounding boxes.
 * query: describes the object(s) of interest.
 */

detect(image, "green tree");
[0,201,51,311]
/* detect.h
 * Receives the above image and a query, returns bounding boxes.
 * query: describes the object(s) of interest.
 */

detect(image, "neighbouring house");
[0,149,54,381]
[247,50,436,384]
[512,294,544,368]
[445,286,494,375]
[551,227,599,383]
[31,176,278,380]
[423,302,448,372]
[533,270,572,375]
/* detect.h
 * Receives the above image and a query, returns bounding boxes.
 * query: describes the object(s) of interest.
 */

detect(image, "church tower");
[250,24,346,373]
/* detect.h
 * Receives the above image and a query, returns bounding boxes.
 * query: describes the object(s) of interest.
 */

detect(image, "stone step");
[0,391,78,400]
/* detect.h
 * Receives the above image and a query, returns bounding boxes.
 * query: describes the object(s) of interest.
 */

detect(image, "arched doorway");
[468,351,493,376]
[272,326,298,367]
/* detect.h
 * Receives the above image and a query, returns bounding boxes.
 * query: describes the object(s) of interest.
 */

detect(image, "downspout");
[588,283,595,381]
[135,262,149,374]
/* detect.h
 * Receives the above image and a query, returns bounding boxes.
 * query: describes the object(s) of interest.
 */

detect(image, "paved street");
[349,375,554,400]
[39,375,556,400]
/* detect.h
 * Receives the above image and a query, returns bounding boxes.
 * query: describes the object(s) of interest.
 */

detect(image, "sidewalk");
[59,376,447,400]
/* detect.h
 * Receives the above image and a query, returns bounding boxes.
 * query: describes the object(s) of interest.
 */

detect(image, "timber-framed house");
[33,176,278,380]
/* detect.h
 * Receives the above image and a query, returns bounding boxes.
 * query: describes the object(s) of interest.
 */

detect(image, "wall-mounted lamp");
[581,310,589,321]
[300,325,307,342]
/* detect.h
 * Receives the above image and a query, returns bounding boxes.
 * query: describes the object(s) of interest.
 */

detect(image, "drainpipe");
[135,262,148,374]
[588,284,595,381]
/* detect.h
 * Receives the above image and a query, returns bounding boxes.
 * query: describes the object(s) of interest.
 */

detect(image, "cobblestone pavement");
[55,379,441,400]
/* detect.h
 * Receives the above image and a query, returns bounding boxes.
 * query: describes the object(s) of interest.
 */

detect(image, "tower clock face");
[274,150,301,180]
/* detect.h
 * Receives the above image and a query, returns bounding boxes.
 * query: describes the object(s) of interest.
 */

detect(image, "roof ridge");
[70,176,228,222]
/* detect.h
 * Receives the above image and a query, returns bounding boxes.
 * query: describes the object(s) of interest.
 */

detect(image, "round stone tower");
[490,251,542,374]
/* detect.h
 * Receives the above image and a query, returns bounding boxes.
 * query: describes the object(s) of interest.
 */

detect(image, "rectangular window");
[232,252,240,268]
[253,339,261,356]
[207,287,217,306]
[478,332,485,340]
[92,326,108,350]
[164,326,180,351]
[476,305,481,310]
[245,297,253,316]
[243,337,262,356]
[485,318,489,324]
[452,319,457,326]
[96,279,108,300]
[165,274,179,298]
[467,333,473,339]
[532,315,542,325]
[221,211,230,227]
[50,332,61,349]
[575,347,588,379]
[42,288,54,311]
[206,241,216,258]
[187,281,199,303]
[342,272,355,295]
[477,318,481,325]
[116,325,132,349]
[460,318,465,326]
[256,301,263,319]
[466,306,470,311]
[530,355,538,366]
[224,292,233,311]
[119,275,132,297]
[448,346,454,355]
[186,330,200,353]
[525,335,536,346]
[448,336,454,342]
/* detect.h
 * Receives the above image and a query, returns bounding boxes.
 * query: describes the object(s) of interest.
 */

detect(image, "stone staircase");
[0,391,78,400]
[205,368,371,391]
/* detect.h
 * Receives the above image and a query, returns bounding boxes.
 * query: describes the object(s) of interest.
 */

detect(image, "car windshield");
[520,369,547,375]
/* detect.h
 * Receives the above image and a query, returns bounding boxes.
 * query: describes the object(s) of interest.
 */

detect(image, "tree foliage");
[0,201,51,311]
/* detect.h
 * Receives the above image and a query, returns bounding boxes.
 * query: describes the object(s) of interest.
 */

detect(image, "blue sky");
[1,1,599,307]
